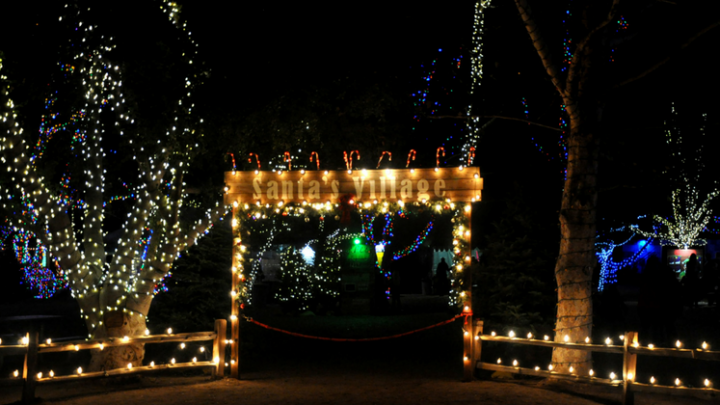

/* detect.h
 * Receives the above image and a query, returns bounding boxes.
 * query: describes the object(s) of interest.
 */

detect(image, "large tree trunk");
[88,310,148,371]
[550,118,599,375]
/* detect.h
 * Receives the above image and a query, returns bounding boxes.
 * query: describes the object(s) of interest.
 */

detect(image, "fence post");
[473,319,483,372]
[622,331,638,405]
[22,331,39,404]
[213,319,227,379]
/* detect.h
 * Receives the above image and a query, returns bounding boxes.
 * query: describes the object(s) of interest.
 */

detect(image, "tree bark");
[88,311,148,371]
[551,119,598,374]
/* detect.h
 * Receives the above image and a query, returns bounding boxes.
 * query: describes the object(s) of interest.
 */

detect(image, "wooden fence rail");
[473,320,719,405]
[0,319,227,404]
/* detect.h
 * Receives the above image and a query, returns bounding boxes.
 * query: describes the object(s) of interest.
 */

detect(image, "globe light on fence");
[150,361,155,368]
[544,335,549,341]
[705,379,711,387]
[564,335,570,343]
[513,360,518,367]
[497,358,502,364]
[171,358,176,365]
[192,357,197,364]
[648,344,654,349]
[548,364,554,371]
[650,376,656,384]
[199,347,205,352]
[535,366,540,371]
[491,331,496,337]
[122,336,129,342]
[145,329,150,336]
[49,370,54,378]
[167,328,173,335]
[46,338,52,344]
[702,342,709,350]
[74,344,79,351]
[527,332,533,339]
[214,357,219,365]
[508,331,515,338]
[180,343,186,349]
[569,366,574,373]
[619,335,625,341]
[605,337,612,345]
[127,363,132,370]
[99,344,104,351]
[13,370,19,378]
[676,340,682,348]
[675,378,681,386]
[610,372,616,380]
[589,369,594,377]
[628,373,634,380]
[77,367,83,375]
[585,337,590,343]
[37,372,42,379]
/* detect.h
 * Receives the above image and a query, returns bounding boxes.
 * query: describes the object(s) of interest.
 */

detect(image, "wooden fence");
[0,319,227,404]
[471,320,719,405]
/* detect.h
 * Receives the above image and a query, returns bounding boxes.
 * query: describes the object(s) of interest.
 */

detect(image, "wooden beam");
[37,332,216,354]
[479,335,624,354]
[213,319,227,379]
[22,332,38,404]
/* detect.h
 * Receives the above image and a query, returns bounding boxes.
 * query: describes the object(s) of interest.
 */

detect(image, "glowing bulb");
[167,328,173,335]
[46,338,52,344]
[214,357,220,364]
[564,335,570,343]
[535,366,540,371]
[628,372,634,380]
[491,332,496,337]
[605,337,612,345]
[150,361,155,367]
[585,337,590,343]
[192,357,197,363]
[77,367,83,375]
[180,343,186,349]
[13,370,19,378]
[650,376,656,384]
[648,344,654,349]
[548,364,553,371]
[127,363,133,370]
[702,342,708,350]
[527,332,533,339]
[200,347,206,352]
[512,360,518,366]
[675,378,681,386]
[171,358,176,365]
[37,372,43,379]
[145,329,150,336]
[544,335,549,341]
[123,336,129,342]
[99,344,104,350]
[74,345,80,351]
[704,379,711,387]
[569,366,574,373]
[676,340,682,348]
[610,372,616,380]
[589,369,594,377]
[49,370,54,378]
[508,331,515,338]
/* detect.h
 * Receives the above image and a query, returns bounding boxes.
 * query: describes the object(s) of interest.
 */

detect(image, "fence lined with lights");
[0,319,227,404]
[471,320,719,403]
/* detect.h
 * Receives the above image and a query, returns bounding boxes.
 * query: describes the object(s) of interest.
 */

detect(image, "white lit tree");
[1,1,225,370]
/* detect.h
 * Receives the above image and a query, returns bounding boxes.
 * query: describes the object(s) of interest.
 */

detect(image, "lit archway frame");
[224,167,483,380]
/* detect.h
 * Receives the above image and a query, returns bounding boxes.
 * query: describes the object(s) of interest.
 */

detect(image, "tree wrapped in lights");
[1,1,225,370]
[632,185,718,249]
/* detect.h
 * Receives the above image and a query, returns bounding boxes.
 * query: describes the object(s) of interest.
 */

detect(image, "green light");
[354,238,361,245]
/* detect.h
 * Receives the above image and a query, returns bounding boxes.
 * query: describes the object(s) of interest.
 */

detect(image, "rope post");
[472,319,483,371]
[231,205,242,380]
[622,331,638,405]
[462,204,474,382]
[212,319,227,379]
[22,331,38,404]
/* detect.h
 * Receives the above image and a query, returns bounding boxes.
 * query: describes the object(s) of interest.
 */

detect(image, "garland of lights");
[460,0,492,167]
[596,226,652,292]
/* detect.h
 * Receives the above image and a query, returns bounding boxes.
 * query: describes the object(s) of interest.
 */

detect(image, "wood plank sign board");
[224,167,483,205]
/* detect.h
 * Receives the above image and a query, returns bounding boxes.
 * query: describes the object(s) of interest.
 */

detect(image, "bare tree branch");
[616,20,720,88]
[430,114,562,132]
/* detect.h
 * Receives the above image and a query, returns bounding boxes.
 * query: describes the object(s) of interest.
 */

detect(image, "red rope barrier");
[246,314,463,342]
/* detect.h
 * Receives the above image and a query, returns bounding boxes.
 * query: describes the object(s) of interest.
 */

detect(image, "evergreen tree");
[276,246,313,313]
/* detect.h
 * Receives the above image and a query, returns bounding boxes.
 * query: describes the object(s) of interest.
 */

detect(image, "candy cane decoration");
[468,146,476,165]
[227,153,237,174]
[248,153,261,170]
[377,151,392,169]
[284,152,292,171]
[436,147,445,167]
[344,150,360,170]
[309,151,320,170]
[406,149,416,168]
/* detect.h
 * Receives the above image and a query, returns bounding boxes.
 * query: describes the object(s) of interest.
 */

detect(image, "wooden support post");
[622,331,638,405]
[212,319,227,379]
[473,319,483,369]
[231,205,242,380]
[22,331,38,404]
[462,203,474,382]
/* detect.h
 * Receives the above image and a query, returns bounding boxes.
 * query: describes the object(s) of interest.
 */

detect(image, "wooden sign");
[224,167,482,205]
